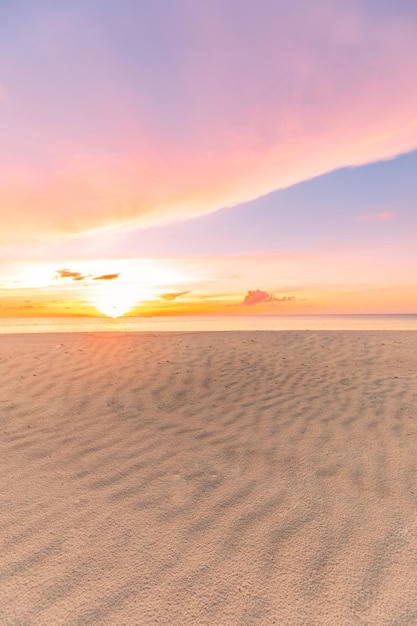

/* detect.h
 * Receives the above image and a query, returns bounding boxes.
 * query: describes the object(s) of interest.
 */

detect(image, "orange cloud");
[92,273,120,281]
[56,268,85,280]
[1,3,417,241]
[73,275,90,281]
[56,268,121,281]
[242,290,295,306]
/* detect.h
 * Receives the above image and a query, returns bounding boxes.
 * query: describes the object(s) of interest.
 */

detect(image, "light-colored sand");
[1,331,417,625]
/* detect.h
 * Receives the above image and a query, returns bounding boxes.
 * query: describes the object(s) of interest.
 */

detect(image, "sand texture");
[1,330,417,625]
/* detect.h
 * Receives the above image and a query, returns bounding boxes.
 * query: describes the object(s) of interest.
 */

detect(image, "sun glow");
[94,299,134,318]
[91,285,145,318]
[0,258,200,318]
[87,260,195,317]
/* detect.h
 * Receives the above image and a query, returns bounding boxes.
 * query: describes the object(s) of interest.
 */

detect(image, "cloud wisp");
[160,291,189,301]
[355,211,394,222]
[93,274,120,281]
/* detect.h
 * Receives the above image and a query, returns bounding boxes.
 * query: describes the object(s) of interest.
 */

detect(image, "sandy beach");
[1,330,417,625]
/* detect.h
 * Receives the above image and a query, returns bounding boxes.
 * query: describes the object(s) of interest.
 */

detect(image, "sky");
[1,0,417,317]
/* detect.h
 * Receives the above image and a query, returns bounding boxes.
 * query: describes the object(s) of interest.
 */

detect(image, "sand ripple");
[1,331,417,624]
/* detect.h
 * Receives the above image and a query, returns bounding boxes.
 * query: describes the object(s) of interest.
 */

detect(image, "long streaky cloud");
[1,1,417,240]
[93,274,119,281]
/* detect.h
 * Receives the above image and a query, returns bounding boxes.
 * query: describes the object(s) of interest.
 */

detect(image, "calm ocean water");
[1,315,417,334]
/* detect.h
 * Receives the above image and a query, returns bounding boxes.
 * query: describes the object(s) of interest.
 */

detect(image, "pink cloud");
[378,211,393,220]
[355,211,394,222]
[1,3,417,241]
[242,290,295,306]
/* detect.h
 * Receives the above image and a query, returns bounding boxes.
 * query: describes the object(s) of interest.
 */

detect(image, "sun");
[95,301,132,318]
[92,286,140,318]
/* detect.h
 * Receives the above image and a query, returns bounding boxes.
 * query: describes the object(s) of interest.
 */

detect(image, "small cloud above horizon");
[56,269,82,279]
[242,290,296,306]
[56,269,120,282]
[93,273,120,281]
[56,268,90,281]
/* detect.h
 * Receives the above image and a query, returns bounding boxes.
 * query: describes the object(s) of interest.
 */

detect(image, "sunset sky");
[1,1,417,317]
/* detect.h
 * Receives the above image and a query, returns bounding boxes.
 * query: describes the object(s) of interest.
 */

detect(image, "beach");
[1,330,417,625]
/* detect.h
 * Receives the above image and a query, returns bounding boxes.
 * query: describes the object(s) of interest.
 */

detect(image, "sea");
[1,315,417,334]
